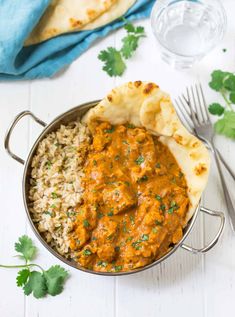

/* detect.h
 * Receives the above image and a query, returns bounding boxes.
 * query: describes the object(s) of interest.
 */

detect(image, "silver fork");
[176,84,235,232]
[175,94,235,182]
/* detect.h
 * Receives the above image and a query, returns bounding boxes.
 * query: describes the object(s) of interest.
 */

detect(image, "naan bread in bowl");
[83,81,210,222]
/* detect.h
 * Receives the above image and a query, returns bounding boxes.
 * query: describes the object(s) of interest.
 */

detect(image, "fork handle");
[211,143,235,232]
[216,149,235,182]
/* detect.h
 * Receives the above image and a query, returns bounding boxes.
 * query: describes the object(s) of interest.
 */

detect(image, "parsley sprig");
[98,20,146,77]
[208,70,235,139]
[0,235,69,299]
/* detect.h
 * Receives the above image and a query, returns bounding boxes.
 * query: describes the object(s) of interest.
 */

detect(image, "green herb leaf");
[121,34,140,59]
[114,265,123,272]
[132,240,142,250]
[43,265,69,296]
[214,111,235,139]
[137,175,148,183]
[97,261,107,267]
[15,235,37,262]
[155,194,162,201]
[127,123,135,129]
[124,22,136,33]
[51,192,58,199]
[209,70,231,91]
[98,47,126,77]
[83,219,90,228]
[224,74,235,91]
[23,271,47,299]
[16,269,30,287]
[104,126,115,133]
[136,26,145,34]
[141,234,149,241]
[229,92,235,104]
[135,155,145,165]
[83,249,92,256]
[208,103,225,116]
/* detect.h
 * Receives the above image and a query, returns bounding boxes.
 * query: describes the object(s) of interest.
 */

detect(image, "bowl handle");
[4,111,47,165]
[181,207,225,254]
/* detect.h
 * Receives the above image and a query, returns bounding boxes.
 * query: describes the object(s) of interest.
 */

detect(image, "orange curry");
[69,122,189,272]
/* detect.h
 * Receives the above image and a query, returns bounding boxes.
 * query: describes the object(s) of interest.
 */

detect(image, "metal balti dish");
[5,101,225,276]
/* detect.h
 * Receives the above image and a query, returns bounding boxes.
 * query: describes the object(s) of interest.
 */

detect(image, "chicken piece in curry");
[69,122,189,272]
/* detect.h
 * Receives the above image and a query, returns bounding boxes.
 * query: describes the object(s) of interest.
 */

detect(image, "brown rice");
[29,121,91,257]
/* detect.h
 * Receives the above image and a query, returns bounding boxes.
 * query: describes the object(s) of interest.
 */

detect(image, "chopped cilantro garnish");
[83,249,92,256]
[135,155,145,165]
[127,123,135,129]
[104,126,115,133]
[93,160,97,166]
[155,194,162,201]
[138,175,148,183]
[141,234,149,241]
[132,240,142,250]
[83,219,90,228]
[97,261,107,267]
[130,215,135,225]
[114,265,123,272]
[51,192,58,199]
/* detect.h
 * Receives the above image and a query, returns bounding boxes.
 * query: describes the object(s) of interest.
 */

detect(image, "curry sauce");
[69,122,189,272]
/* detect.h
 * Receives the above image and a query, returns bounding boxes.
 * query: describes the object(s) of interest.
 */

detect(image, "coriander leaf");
[15,235,37,262]
[44,265,69,296]
[23,271,47,299]
[141,234,149,241]
[209,70,231,91]
[229,92,235,104]
[214,111,235,139]
[121,35,140,59]
[208,103,225,116]
[135,155,145,165]
[16,269,30,287]
[124,22,135,33]
[224,74,235,91]
[98,47,126,77]
[135,26,145,34]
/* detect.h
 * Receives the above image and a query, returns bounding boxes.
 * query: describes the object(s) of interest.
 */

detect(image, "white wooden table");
[1,1,235,316]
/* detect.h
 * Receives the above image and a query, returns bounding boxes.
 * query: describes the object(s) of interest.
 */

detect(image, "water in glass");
[151,0,227,69]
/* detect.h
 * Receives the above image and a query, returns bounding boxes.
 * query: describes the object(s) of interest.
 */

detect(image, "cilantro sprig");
[98,20,146,77]
[208,70,235,139]
[0,235,69,299]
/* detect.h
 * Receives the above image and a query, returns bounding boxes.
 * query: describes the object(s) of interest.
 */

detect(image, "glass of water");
[151,0,227,70]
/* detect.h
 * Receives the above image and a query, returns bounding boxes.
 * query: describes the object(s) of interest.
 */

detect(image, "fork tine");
[187,86,199,127]
[178,96,195,128]
[199,83,211,122]
[174,99,195,133]
[195,84,207,123]
[181,94,192,117]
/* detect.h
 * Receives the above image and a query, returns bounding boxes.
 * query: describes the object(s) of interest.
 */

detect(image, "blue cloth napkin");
[0,0,155,80]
